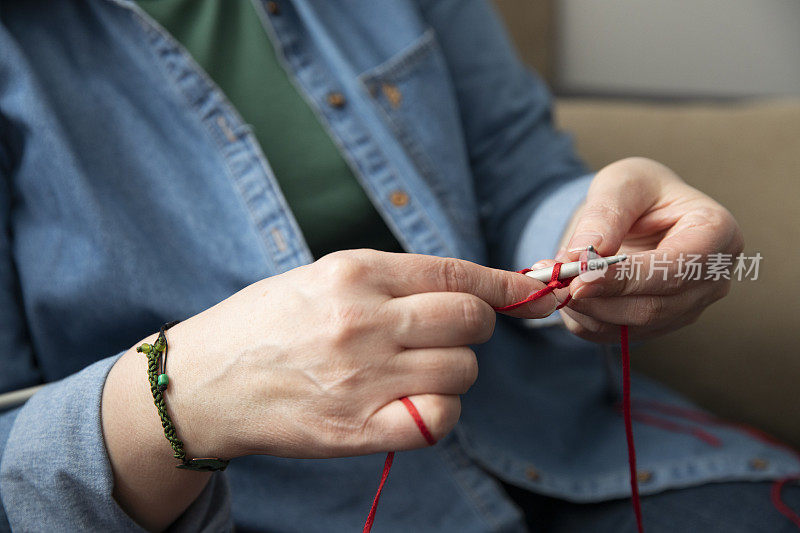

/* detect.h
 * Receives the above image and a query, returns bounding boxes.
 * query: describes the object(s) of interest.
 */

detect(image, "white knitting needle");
[524,254,628,283]
[0,384,44,411]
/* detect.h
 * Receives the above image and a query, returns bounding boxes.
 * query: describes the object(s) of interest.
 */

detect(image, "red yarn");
[772,476,800,528]
[626,409,723,448]
[400,397,437,446]
[363,263,643,532]
[631,399,800,528]
[498,264,643,531]
[363,259,800,529]
[362,452,395,533]
[363,397,437,533]
[493,262,571,312]
[621,325,645,533]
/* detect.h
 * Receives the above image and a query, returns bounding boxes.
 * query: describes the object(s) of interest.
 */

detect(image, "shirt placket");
[254,0,459,259]
[124,1,315,274]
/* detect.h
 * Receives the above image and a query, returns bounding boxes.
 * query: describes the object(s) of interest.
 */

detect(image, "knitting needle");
[0,384,43,411]
[524,254,628,283]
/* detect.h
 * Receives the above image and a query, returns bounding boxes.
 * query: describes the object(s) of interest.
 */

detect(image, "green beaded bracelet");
[137,321,230,472]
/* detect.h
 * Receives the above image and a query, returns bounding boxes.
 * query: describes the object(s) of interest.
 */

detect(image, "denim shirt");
[1,1,797,531]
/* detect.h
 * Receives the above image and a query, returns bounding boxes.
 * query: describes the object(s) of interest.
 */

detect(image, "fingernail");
[573,283,603,300]
[531,261,549,270]
[567,233,604,253]
[554,247,568,262]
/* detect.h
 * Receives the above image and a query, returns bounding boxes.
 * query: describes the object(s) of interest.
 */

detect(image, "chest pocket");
[358,29,482,244]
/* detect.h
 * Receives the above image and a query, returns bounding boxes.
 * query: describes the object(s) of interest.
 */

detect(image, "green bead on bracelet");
[137,321,229,472]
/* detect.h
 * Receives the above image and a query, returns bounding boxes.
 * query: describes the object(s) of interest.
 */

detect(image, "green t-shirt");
[138,0,403,258]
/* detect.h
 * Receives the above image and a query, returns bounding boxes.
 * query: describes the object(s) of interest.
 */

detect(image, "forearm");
[101,331,212,532]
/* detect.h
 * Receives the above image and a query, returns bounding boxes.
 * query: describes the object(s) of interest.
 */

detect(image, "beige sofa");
[495,1,800,446]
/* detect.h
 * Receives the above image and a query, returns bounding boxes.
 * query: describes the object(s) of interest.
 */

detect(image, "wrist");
[101,335,213,530]
[156,321,232,460]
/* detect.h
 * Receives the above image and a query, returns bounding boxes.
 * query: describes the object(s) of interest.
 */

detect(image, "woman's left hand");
[547,157,744,343]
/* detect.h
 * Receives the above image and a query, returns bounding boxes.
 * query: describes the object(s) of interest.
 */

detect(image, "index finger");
[375,253,557,318]
[562,161,662,258]
[569,210,740,298]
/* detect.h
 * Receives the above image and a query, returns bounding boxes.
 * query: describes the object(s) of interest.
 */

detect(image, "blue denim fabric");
[502,480,800,532]
[1,355,232,532]
[1,0,798,531]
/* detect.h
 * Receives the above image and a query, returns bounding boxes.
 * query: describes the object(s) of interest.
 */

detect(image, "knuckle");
[579,203,625,231]
[457,296,495,342]
[392,303,415,341]
[631,296,664,328]
[454,348,479,393]
[692,206,730,233]
[439,258,468,293]
[320,251,368,286]
[497,272,516,301]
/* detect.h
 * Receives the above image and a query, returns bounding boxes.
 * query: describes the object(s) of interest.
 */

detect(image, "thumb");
[561,162,660,259]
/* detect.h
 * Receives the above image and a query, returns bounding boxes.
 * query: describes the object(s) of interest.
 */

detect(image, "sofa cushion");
[556,98,800,447]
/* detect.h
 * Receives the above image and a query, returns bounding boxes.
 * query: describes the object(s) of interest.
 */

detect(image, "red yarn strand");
[362,452,395,533]
[771,476,800,528]
[364,263,647,532]
[631,399,800,528]
[363,397,437,532]
[493,262,569,312]
[400,397,437,446]
[621,325,645,533]
[496,265,644,531]
[627,409,722,448]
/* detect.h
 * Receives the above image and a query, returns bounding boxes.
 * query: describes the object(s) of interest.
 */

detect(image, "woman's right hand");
[157,249,557,460]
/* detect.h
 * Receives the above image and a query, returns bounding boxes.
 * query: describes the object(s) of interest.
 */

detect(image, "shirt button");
[326,92,347,109]
[524,466,540,481]
[389,190,409,207]
[749,458,769,470]
[266,1,280,15]
[636,469,653,483]
[270,228,288,252]
[381,83,403,109]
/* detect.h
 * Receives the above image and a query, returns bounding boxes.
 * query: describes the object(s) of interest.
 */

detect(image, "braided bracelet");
[137,321,230,472]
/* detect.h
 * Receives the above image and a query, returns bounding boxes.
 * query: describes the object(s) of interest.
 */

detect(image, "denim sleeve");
[415,0,590,270]
[0,354,233,532]
[512,173,594,272]
[0,32,232,529]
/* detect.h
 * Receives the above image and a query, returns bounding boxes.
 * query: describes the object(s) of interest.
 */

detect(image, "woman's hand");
[161,250,556,460]
[552,157,744,343]
[104,250,556,528]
